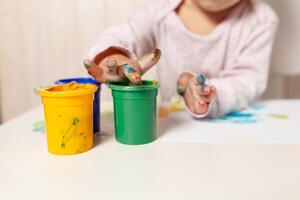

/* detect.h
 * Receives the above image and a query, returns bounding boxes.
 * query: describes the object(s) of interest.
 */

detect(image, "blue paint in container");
[55,78,101,133]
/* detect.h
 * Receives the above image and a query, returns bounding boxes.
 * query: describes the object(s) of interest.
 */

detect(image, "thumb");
[83,59,105,82]
[138,48,161,75]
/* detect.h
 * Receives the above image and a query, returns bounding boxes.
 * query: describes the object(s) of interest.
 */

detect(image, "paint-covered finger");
[177,72,193,95]
[139,48,161,75]
[122,64,142,85]
[187,83,203,114]
[83,59,105,82]
[196,74,206,85]
[189,80,201,101]
[200,86,216,102]
[199,86,211,95]
[106,56,117,73]
[189,83,202,113]
[185,85,196,113]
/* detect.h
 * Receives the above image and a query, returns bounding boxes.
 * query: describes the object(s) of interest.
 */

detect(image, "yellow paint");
[269,114,289,119]
[37,82,98,155]
[152,80,158,85]
[158,97,184,118]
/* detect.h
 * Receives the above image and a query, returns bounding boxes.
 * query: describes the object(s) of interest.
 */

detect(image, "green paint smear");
[32,121,45,133]
[61,117,80,148]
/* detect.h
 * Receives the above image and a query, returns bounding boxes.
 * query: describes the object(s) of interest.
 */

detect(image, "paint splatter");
[250,103,266,110]
[268,114,289,119]
[121,63,141,83]
[158,97,184,118]
[152,80,159,85]
[72,118,80,125]
[102,110,114,119]
[61,117,80,148]
[32,121,45,133]
[211,112,261,124]
[122,64,136,74]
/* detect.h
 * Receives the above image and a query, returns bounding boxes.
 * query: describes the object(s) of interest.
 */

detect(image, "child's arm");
[84,2,162,84]
[178,21,278,118]
[86,2,158,64]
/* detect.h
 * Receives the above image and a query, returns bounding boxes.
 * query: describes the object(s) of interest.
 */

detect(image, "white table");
[1,100,300,200]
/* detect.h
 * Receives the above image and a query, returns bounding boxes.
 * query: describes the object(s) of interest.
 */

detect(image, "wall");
[0,0,142,123]
[0,0,300,123]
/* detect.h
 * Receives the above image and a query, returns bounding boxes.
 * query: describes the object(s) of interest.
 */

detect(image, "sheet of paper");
[157,100,300,144]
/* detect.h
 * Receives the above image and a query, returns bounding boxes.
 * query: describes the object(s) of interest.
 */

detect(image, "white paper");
[157,100,300,144]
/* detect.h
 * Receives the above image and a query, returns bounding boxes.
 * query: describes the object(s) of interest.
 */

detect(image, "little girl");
[84,0,278,118]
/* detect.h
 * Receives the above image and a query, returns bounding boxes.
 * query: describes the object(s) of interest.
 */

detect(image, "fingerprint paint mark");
[210,112,261,124]
[32,121,45,133]
[268,114,289,119]
[250,104,266,110]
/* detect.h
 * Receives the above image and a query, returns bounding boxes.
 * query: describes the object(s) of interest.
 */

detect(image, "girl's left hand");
[84,49,161,85]
[177,72,216,115]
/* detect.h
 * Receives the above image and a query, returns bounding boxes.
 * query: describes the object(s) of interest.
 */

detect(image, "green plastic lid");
[108,80,160,91]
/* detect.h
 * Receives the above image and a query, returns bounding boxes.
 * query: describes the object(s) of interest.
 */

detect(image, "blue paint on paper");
[250,103,266,110]
[208,103,267,124]
[210,112,261,124]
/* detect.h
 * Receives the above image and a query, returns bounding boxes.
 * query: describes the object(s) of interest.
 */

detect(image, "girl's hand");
[83,49,161,85]
[177,72,216,115]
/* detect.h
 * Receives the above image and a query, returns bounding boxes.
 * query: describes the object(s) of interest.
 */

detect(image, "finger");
[197,99,208,115]
[103,56,124,82]
[189,79,211,111]
[189,80,201,101]
[184,85,196,113]
[194,74,208,93]
[199,86,211,95]
[177,72,193,95]
[105,56,117,73]
[200,86,216,102]
[139,48,161,75]
[196,74,206,85]
[83,59,105,82]
[188,82,203,114]
[121,64,142,85]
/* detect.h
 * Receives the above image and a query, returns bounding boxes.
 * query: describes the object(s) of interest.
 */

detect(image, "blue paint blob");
[220,112,254,118]
[210,112,261,124]
[197,74,206,85]
[122,64,136,74]
[250,103,266,110]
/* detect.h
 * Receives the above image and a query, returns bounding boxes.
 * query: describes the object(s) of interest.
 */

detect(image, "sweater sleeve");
[206,21,278,118]
[85,1,161,61]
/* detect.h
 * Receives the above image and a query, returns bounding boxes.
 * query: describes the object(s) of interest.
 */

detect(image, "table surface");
[1,100,300,200]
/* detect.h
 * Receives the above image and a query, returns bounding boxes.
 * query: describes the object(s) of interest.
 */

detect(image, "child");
[84,0,278,118]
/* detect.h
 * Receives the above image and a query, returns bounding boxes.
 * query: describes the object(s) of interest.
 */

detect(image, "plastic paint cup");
[37,83,98,155]
[109,81,160,145]
[55,78,101,133]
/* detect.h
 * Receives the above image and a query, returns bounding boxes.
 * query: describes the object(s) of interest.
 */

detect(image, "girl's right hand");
[177,72,216,116]
[83,49,161,85]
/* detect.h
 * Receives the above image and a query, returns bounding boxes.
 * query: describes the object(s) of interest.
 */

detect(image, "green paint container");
[109,81,159,145]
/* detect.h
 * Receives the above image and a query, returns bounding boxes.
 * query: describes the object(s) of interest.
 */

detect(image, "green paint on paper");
[32,121,45,133]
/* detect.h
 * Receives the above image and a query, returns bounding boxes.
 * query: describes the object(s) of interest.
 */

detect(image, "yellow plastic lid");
[37,82,98,97]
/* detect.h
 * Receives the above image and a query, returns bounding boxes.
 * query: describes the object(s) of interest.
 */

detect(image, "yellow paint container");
[37,82,98,155]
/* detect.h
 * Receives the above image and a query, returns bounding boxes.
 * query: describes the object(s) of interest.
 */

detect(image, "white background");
[0,0,300,123]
